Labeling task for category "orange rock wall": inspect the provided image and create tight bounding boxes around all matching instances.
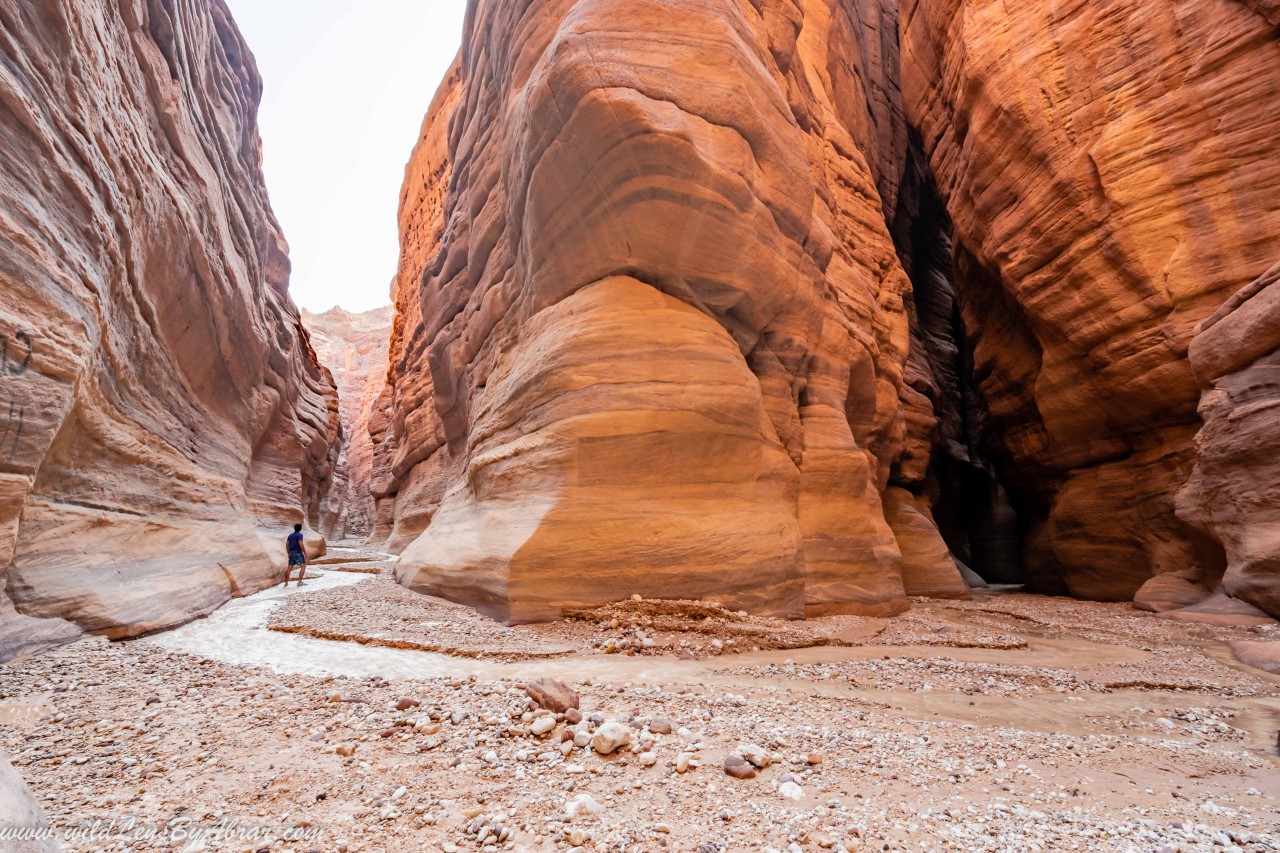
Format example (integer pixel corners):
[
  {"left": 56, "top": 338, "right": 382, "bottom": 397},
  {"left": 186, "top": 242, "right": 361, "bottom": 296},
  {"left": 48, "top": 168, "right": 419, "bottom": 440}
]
[
  {"left": 900, "top": 0, "right": 1280, "bottom": 603},
  {"left": 381, "top": 0, "right": 1280, "bottom": 621},
  {"left": 0, "top": 0, "right": 340, "bottom": 661},
  {"left": 377, "top": 0, "right": 980, "bottom": 623}
]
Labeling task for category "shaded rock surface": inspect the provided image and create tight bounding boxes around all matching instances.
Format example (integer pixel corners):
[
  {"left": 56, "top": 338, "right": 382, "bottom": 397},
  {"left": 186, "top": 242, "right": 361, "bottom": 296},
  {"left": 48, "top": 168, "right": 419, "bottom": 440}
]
[
  {"left": 378, "top": 0, "right": 977, "bottom": 622},
  {"left": 1157, "top": 589, "right": 1278, "bottom": 628},
  {"left": 302, "top": 306, "right": 394, "bottom": 540},
  {"left": 0, "top": 0, "right": 339, "bottom": 661},
  {"left": 1177, "top": 262, "right": 1280, "bottom": 618}
]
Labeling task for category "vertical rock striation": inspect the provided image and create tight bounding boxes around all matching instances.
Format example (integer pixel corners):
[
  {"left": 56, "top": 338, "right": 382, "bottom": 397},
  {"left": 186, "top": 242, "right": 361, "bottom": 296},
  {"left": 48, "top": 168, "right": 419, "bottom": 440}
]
[
  {"left": 303, "top": 305, "right": 393, "bottom": 540},
  {"left": 900, "top": 0, "right": 1280, "bottom": 604},
  {"left": 0, "top": 0, "right": 340, "bottom": 661},
  {"left": 378, "top": 0, "right": 977, "bottom": 623}
]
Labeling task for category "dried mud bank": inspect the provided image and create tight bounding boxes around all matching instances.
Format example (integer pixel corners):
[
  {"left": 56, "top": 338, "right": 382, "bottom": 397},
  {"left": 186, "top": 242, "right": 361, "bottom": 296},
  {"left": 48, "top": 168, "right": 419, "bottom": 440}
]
[{"left": 2, "top": 560, "right": 1278, "bottom": 853}]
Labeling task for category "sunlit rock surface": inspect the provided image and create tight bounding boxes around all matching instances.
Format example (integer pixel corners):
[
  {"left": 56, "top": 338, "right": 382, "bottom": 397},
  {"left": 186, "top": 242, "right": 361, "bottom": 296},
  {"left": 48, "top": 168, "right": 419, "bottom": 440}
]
[
  {"left": 377, "top": 0, "right": 986, "bottom": 623},
  {"left": 302, "top": 306, "right": 393, "bottom": 541},
  {"left": 900, "top": 0, "right": 1280, "bottom": 606},
  {"left": 0, "top": 0, "right": 339, "bottom": 660}
]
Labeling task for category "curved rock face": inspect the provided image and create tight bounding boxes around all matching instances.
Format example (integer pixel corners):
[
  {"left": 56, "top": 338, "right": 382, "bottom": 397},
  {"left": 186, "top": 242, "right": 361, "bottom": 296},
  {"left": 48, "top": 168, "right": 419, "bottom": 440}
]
[
  {"left": 378, "top": 0, "right": 978, "bottom": 623},
  {"left": 900, "top": 0, "right": 1280, "bottom": 603},
  {"left": 1177, "top": 262, "right": 1280, "bottom": 617},
  {"left": 303, "top": 306, "right": 393, "bottom": 540},
  {"left": 0, "top": 0, "right": 339, "bottom": 660}
]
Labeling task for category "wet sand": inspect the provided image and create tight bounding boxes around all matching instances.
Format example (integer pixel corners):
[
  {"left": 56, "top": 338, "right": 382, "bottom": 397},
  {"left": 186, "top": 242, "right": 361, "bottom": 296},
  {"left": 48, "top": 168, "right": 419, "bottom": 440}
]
[{"left": 2, "top": 548, "right": 1278, "bottom": 852}]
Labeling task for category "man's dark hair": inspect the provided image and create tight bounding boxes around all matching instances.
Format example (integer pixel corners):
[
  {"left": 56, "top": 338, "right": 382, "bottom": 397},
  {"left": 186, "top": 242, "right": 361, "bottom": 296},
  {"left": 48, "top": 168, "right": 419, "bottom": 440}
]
[{"left": 293, "top": 523, "right": 303, "bottom": 533}]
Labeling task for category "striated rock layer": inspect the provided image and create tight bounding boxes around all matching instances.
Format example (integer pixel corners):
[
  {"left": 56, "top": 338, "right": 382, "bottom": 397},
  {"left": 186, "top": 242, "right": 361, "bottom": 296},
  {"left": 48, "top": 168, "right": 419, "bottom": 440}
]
[
  {"left": 900, "top": 0, "right": 1280, "bottom": 606},
  {"left": 378, "top": 0, "right": 977, "bottom": 623},
  {"left": 0, "top": 0, "right": 339, "bottom": 661},
  {"left": 303, "top": 306, "right": 393, "bottom": 540}
]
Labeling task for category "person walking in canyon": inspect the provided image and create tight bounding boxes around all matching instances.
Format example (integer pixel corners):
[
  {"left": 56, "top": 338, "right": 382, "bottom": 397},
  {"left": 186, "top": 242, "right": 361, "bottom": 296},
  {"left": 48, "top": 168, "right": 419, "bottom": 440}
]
[{"left": 286, "top": 523, "right": 307, "bottom": 587}]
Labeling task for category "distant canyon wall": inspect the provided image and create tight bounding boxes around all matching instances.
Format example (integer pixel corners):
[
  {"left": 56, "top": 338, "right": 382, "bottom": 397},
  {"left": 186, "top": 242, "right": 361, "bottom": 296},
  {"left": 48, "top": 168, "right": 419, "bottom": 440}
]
[
  {"left": 0, "top": 0, "right": 340, "bottom": 661},
  {"left": 379, "top": 0, "right": 1280, "bottom": 621},
  {"left": 303, "top": 305, "right": 392, "bottom": 540}
]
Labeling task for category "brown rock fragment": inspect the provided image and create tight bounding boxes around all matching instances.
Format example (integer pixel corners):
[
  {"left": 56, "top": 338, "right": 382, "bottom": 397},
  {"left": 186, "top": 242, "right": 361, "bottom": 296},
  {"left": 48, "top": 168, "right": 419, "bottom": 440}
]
[
  {"left": 525, "top": 678, "right": 579, "bottom": 713},
  {"left": 1133, "top": 575, "right": 1212, "bottom": 614},
  {"left": 648, "top": 718, "right": 673, "bottom": 735}
]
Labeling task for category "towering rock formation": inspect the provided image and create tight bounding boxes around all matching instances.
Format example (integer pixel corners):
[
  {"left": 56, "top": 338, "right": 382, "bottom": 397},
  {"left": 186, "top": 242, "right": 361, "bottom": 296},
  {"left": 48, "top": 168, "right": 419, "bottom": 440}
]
[
  {"left": 0, "top": 0, "right": 340, "bottom": 661},
  {"left": 899, "top": 0, "right": 1280, "bottom": 605},
  {"left": 378, "top": 0, "right": 980, "bottom": 623},
  {"left": 303, "top": 305, "right": 394, "bottom": 540},
  {"left": 378, "top": 0, "right": 1280, "bottom": 622}
]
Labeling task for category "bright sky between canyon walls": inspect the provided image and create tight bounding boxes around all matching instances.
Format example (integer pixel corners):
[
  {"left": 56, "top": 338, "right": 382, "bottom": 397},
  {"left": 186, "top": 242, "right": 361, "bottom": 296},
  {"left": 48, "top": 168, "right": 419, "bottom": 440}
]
[{"left": 224, "top": 0, "right": 468, "bottom": 313}]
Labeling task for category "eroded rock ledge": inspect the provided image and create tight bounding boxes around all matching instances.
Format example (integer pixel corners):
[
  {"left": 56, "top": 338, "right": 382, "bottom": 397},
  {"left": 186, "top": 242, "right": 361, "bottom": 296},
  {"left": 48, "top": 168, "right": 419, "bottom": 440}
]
[{"left": 0, "top": 0, "right": 339, "bottom": 661}]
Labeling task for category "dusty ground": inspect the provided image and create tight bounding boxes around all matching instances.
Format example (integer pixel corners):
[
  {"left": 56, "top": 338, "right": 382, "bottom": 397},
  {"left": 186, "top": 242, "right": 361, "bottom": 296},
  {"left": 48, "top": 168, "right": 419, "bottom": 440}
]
[{"left": 2, "top": 548, "right": 1279, "bottom": 852}]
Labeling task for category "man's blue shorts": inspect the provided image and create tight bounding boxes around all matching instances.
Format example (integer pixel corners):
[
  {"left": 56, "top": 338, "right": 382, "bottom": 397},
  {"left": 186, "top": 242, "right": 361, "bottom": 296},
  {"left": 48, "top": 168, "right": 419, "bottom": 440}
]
[{"left": 288, "top": 553, "right": 306, "bottom": 566}]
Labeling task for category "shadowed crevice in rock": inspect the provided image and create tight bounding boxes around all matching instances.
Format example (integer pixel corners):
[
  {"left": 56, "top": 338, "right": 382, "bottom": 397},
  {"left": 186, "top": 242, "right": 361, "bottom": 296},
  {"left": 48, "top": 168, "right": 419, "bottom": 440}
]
[
  {"left": 303, "top": 306, "right": 394, "bottom": 541},
  {"left": 890, "top": 133, "right": 1023, "bottom": 589}
]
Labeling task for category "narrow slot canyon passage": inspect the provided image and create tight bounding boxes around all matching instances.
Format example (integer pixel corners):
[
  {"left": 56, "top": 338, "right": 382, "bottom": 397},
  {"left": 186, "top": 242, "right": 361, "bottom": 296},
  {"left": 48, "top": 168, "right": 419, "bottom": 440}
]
[{"left": 2, "top": 0, "right": 1280, "bottom": 851}]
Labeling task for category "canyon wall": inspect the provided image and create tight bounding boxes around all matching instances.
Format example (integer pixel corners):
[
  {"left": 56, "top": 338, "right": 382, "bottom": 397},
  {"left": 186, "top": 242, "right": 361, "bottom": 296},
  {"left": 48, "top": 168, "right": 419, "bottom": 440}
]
[
  {"left": 380, "top": 0, "right": 1280, "bottom": 622},
  {"left": 0, "top": 0, "right": 340, "bottom": 661},
  {"left": 303, "top": 305, "right": 393, "bottom": 540},
  {"left": 377, "top": 0, "right": 978, "bottom": 623},
  {"left": 900, "top": 0, "right": 1280, "bottom": 606}
]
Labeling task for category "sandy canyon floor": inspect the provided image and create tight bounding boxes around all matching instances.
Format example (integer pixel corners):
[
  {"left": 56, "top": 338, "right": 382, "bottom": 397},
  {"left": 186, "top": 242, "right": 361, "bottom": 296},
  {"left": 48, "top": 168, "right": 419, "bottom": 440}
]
[{"left": 2, "top": 547, "right": 1279, "bottom": 853}]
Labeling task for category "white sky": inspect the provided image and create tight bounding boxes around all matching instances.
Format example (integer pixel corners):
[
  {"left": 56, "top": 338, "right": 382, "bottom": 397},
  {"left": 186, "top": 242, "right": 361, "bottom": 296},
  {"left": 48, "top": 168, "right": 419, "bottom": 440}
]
[{"left": 223, "top": 0, "right": 468, "bottom": 313}]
